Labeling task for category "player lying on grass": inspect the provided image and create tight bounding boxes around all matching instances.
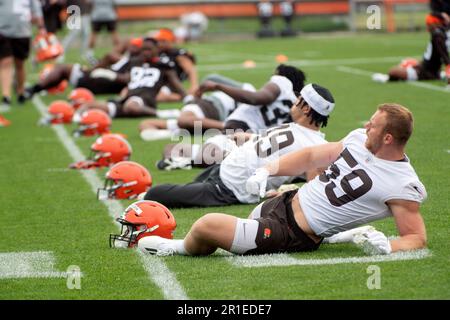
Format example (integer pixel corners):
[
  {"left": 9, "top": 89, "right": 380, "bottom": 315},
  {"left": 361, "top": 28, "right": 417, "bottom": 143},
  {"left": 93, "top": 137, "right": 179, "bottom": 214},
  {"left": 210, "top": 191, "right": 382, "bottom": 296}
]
[
  {"left": 143, "top": 83, "right": 334, "bottom": 207},
  {"left": 25, "top": 37, "right": 144, "bottom": 97},
  {"left": 138, "top": 103, "right": 427, "bottom": 256},
  {"left": 138, "top": 64, "right": 305, "bottom": 141},
  {"left": 76, "top": 37, "right": 187, "bottom": 118},
  {"left": 372, "top": 22, "right": 450, "bottom": 86}
]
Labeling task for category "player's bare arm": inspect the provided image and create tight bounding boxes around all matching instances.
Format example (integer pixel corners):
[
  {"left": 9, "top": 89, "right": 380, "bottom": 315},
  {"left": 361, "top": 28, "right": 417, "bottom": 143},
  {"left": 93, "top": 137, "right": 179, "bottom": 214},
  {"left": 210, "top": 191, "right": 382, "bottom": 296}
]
[
  {"left": 389, "top": 199, "right": 427, "bottom": 251},
  {"left": 176, "top": 55, "right": 198, "bottom": 93},
  {"left": 166, "top": 69, "right": 187, "bottom": 98},
  {"left": 196, "top": 81, "right": 280, "bottom": 106},
  {"left": 265, "top": 141, "right": 344, "bottom": 177}
]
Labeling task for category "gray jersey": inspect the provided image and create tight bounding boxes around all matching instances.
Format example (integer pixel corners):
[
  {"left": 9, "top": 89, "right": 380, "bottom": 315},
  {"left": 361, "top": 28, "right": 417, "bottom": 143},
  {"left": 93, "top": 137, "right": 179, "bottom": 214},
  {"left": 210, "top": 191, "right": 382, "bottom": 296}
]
[
  {"left": 220, "top": 123, "right": 327, "bottom": 203},
  {"left": 0, "top": 0, "right": 42, "bottom": 38},
  {"left": 299, "top": 129, "right": 427, "bottom": 237},
  {"left": 91, "top": 0, "right": 116, "bottom": 22}
]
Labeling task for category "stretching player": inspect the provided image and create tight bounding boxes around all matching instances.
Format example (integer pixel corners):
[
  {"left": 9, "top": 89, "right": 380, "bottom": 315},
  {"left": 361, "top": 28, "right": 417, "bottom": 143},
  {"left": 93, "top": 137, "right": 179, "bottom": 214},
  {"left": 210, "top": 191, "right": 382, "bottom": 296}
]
[
  {"left": 78, "top": 37, "right": 186, "bottom": 118},
  {"left": 139, "top": 103, "right": 427, "bottom": 257},
  {"left": 143, "top": 83, "right": 334, "bottom": 207}
]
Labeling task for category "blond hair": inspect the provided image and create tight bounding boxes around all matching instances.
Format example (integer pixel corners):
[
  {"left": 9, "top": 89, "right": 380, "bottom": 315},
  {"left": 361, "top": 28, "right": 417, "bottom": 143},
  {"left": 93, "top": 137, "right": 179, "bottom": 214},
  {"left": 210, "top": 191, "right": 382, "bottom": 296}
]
[{"left": 377, "top": 103, "right": 414, "bottom": 145}]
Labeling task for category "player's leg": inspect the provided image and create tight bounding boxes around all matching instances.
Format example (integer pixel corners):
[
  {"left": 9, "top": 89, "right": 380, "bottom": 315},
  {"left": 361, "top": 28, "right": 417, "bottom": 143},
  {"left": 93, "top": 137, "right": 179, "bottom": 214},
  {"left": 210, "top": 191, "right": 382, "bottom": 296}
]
[
  {"left": 139, "top": 118, "right": 168, "bottom": 131},
  {"left": 138, "top": 213, "right": 239, "bottom": 256},
  {"left": 26, "top": 64, "right": 73, "bottom": 97},
  {"left": 388, "top": 66, "right": 409, "bottom": 81},
  {"left": 13, "top": 58, "right": 26, "bottom": 99},
  {"left": 77, "top": 100, "right": 110, "bottom": 115},
  {"left": 0, "top": 56, "right": 13, "bottom": 105},
  {"left": 177, "top": 111, "right": 225, "bottom": 131},
  {"left": 121, "top": 96, "right": 156, "bottom": 117}
]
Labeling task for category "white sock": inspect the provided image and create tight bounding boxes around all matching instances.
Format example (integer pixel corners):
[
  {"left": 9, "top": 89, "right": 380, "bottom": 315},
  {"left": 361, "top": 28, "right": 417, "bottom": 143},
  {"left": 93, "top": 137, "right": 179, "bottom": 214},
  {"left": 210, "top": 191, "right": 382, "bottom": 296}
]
[
  {"left": 166, "top": 118, "right": 179, "bottom": 132},
  {"left": 174, "top": 239, "right": 190, "bottom": 255}
]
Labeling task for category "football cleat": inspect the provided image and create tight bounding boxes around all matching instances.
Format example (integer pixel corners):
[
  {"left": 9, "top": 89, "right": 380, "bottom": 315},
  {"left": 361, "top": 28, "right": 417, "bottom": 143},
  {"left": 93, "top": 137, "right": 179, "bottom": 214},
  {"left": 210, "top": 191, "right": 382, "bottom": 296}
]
[
  {"left": 137, "top": 236, "right": 177, "bottom": 256},
  {"left": 110, "top": 201, "right": 176, "bottom": 248},
  {"left": 98, "top": 161, "right": 152, "bottom": 200},
  {"left": 371, "top": 73, "right": 389, "bottom": 83},
  {"left": 68, "top": 88, "right": 94, "bottom": 110},
  {"left": 73, "top": 109, "right": 111, "bottom": 137},
  {"left": 0, "top": 115, "right": 11, "bottom": 127},
  {"left": 156, "top": 157, "right": 192, "bottom": 171}
]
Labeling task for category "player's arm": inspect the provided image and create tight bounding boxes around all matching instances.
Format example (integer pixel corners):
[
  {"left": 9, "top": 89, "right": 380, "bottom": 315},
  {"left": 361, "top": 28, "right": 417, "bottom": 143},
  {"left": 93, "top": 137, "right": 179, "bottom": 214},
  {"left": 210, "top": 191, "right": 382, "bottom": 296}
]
[
  {"left": 166, "top": 69, "right": 187, "bottom": 98},
  {"left": 388, "top": 199, "right": 427, "bottom": 252},
  {"left": 265, "top": 141, "right": 343, "bottom": 177},
  {"left": 176, "top": 55, "right": 198, "bottom": 94},
  {"left": 196, "top": 81, "right": 280, "bottom": 106},
  {"left": 31, "top": 0, "right": 47, "bottom": 34},
  {"left": 246, "top": 141, "right": 343, "bottom": 197}
]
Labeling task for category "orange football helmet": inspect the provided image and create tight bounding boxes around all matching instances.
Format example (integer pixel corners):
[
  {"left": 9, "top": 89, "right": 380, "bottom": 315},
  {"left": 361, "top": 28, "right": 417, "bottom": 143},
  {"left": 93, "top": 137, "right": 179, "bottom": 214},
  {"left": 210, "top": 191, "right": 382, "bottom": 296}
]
[
  {"left": 97, "top": 161, "right": 152, "bottom": 200},
  {"left": 68, "top": 88, "right": 94, "bottom": 109},
  {"left": 47, "top": 100, "right": 74, "bottom": 124},
  {"left": 69, "top": 134, "right": 132, "bottom": 169},
  {"left": 34, "top": 33, "right": 64, "bottom": 62},
  {"left": 110, "top": 200, "right": 176, "bottom": 248},
  {"left": 73, "top": 109, "right": 111, "bottom": 137},
  {"left": 39, "top": 64, "right": 68, "bottom": 94},
  {"left": 400, "top": 58, "right": 419, "bottom": 69}
]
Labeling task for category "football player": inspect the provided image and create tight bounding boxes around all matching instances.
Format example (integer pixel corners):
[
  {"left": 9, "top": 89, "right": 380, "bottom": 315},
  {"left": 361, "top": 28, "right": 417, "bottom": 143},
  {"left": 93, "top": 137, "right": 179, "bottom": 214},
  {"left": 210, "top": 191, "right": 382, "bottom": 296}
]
[
  {"left": 143, "top": 83, "right": 334, "bottom": 207},
  {"left": 138, "top": 75, "right": 257, "bottom": 141},
  {"left": 151, "top": 28, "right": 198, "bottom": 102},
  {"left": 25, "top": 37, "right": 144, "bottom": 97},
  {"left": 77, "top": 37, "right": 187, "bottom": 118},
  {"left": 372, "top": 7, "right": 450, "bottom": 86},
  {"left": 138, "top": 104, "right": 428, "bottom": 257}
]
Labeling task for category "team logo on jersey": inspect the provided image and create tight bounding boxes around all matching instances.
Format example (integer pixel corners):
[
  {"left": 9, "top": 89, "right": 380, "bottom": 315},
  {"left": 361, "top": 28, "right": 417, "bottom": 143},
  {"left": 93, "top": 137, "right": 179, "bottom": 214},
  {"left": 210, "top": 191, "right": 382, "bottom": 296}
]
[{"left": 263, "top": 228, "right": 271, "bottom": 239}]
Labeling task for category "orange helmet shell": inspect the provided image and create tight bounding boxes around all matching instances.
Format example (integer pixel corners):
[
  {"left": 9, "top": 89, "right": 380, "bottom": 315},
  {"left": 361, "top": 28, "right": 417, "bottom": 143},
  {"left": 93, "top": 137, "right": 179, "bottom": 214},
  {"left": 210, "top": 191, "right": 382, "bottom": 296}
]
[
  {"left": 400, "top": 58, "right": 419, "bottom": 69},
  {"left": 102, "top": 161, "right": 152, "bottom": 200},
  {"left": 90, "top": 134, "right": 132, "bottom": 167},
  {"left": 34, "top": 33, "right": 64, "bottom": 62},
  {"left": 76, "top": 109, "right": 111, "bottom": 136},
  {"left": 48, "top": 100, "right": 74, "bottom": 124},
  {"left": 110, "top": 200, "right": 176, "bottom": 248},
  {"left": 68, "top": 88, "right": 95, "bottom": 109}
]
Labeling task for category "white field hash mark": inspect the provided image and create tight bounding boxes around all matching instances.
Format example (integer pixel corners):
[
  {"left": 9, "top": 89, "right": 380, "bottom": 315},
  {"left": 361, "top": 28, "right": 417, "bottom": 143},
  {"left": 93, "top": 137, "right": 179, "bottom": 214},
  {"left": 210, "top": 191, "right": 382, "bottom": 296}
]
[
  {"left": 227, "top": 249, "right": 431, "bottom": 268},
  {"left": 0, "top": 251, "right": 78, "bottom": 279},
  {"left": 32, "top": 96, "right": 188, "bottom": 300}
]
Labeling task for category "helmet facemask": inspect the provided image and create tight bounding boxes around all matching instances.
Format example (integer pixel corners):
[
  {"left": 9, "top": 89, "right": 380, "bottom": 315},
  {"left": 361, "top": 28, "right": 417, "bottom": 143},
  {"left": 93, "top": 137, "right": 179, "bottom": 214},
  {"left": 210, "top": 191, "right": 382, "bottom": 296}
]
[
  {"left": 73, "top": 123, "right": 98, "bottom": 137},
  {"left": 97, "top": 178, "right": 138, "bottom": 200},
  {"left": 109, "top": 218, "right": 159, "bottom": 248}
]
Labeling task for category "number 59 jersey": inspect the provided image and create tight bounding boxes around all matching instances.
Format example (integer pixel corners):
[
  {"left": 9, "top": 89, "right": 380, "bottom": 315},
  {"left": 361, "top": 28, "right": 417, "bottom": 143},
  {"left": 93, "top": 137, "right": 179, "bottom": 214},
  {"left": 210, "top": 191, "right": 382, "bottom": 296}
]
[
  {"left": 299, "top": 129, "right": 427, "bottom": 237},
  {"left": 220, "top": 123, "right": 327, "bottom": 203}
]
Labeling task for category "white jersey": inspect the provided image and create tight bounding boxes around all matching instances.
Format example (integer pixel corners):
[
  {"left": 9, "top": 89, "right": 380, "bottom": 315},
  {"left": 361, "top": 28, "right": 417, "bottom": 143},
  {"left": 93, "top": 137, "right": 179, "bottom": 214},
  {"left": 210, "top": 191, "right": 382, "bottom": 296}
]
[
  {"left": 225, "top": 75, "right": 296, "bottom": 133},
  {"left": 220, "top": 123, "right": 327, "bottom": 203},
  {"left": 299, "top": 129, "right": 427, "bottom": 237}
]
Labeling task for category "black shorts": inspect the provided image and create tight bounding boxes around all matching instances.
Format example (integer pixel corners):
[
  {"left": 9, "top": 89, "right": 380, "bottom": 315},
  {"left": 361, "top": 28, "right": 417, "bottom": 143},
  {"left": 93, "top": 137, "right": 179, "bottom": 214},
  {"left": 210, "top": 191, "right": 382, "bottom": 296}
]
[
  {"left": 77, "top": 74, "right": 125, "bottom": 94},
  {"left": 414, "top": 64, "right": 440, "bottom": 80},
  {"left": 246, "top": 190, "right": 322, "bottom": 255},
  {"left": 224, "top": 120, "right": 251, "bottom": 132},
  {"left": 197, "top": 99, "right": 220, "bottom": 121},
  {"left": 92, "top": 20, "right": 117, "bottom": 32},
  {"left": 0, "top": 35, "right": 30, "bottom": 60}
]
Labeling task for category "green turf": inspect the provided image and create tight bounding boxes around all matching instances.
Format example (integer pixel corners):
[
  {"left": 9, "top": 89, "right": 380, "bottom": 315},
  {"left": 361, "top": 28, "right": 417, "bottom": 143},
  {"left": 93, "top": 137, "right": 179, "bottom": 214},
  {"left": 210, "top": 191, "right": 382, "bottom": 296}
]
[{"left": 0, "top": 31, "right": 449, "bottom": 299}]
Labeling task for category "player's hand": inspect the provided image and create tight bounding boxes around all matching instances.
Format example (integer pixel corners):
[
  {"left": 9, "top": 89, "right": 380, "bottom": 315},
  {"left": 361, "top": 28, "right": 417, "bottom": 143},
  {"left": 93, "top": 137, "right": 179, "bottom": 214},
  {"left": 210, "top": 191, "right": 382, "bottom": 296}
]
[
  {"left": 195, "top": 80, "right": 218, "bottom": 97},
  {"left": 353, "top": 230, "right": 392, "bottom": 255},
  {"left": 246, "top": 167, "right": 270, "bottom": 198},
  {"left": 90, "top": 68, "right": 117, "bottom": 81}
]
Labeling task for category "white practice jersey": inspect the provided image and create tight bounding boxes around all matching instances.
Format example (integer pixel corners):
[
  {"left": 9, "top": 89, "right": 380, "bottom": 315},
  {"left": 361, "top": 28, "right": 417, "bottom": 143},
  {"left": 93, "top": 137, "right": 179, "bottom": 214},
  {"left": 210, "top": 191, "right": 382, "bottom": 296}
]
[
  {"left": 225, "top": 75, "right": 296, "bottom": 133},
  {"left": 220, "top": 123, "right": 327, "bottom": 203},
  {"left": 299, "top": 129, "right": 427, "bottom": 237}
]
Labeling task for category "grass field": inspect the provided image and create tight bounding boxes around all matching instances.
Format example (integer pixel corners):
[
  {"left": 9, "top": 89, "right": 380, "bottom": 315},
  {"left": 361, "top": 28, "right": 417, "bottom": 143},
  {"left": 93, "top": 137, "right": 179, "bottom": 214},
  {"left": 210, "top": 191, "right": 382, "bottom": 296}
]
[{"left": 1, "top": 31, "right": 449, "bottom": 300}]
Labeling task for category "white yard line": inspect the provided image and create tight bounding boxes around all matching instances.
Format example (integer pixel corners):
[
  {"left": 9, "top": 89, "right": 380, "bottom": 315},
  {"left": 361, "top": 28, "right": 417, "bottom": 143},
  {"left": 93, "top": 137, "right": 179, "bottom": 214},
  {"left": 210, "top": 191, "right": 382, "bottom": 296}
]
[
  {"left": 32, "top": 96, "right": 188, "bottom": 300},
  {"left": 337, "top": 66, "right": 450, "bottom": 93},
  {"left": 0, "top": 251, "right": 72, "bottom": 279},
  {"left": 227, "top": 249, "right": 432, "bottom": 268}
]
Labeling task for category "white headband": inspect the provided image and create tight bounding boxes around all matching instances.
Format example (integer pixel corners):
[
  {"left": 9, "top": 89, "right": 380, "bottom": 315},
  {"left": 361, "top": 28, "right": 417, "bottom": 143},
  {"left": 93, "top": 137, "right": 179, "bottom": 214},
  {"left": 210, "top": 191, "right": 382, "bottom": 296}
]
[{"left": 300, "top": 84, "right": 335, "bottom": 116}]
